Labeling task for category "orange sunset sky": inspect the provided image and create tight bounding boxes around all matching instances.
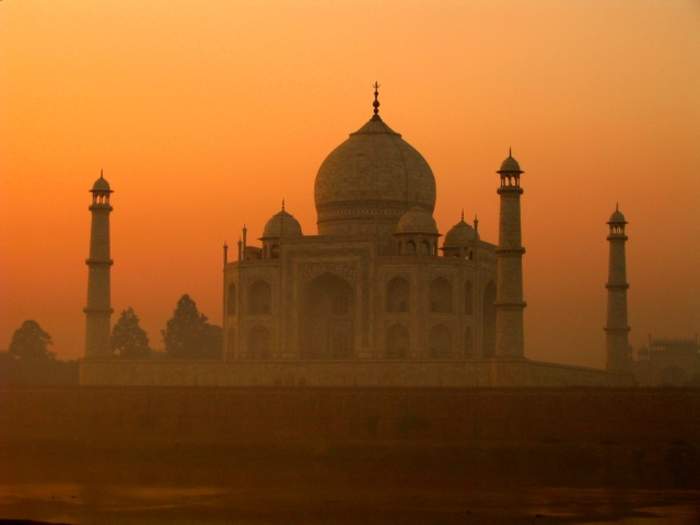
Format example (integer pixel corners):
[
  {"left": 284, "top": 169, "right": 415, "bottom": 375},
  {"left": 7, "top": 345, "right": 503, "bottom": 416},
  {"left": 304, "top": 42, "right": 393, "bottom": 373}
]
[{"left": 1, "top": 1, "right": 698, "bottom": 367}]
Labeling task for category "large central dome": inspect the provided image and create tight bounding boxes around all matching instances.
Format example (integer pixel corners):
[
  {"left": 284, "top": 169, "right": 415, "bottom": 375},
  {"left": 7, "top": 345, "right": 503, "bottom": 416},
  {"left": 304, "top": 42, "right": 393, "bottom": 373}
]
[{"left": 314, "top": 111, "right": 436, "bottom": 240}]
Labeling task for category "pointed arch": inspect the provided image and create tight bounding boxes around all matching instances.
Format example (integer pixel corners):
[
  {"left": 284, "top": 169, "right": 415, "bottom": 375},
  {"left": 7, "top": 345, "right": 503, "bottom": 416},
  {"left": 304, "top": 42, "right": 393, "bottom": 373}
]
[{"left": 301, "top": 273, "right": 354, "bottom": 359}]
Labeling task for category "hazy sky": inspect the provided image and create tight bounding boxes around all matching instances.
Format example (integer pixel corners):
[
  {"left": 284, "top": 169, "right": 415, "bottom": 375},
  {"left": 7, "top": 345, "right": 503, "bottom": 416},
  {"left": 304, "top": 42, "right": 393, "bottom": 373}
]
[{"left": 1, "top": 1, "right": 698, "bottom": 367}]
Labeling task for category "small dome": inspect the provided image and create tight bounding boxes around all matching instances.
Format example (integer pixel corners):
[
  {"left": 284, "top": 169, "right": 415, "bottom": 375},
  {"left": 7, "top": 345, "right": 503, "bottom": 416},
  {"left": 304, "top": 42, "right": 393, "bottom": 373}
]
[
  {"left": 396, "top": 206, "right": 438, "bottom": 235},
  {"left": 444, "top": 219, "right": 478, "bottom": 247},
  {"left": 498, "top": 152, "right": 523, "bottom": 174},
  {"left": 608, "top": 207, "right": 627, "bottom": 224},
  {"left": 262, "top": 209, "right": 303, "bottom": 239},
  {"left": 91, "top": 174, "right": 111, "bottom": 192}
]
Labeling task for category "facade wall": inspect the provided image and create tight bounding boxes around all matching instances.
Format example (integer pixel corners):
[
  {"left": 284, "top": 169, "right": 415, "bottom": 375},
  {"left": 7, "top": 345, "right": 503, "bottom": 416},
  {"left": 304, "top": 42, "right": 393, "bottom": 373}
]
[
  {"left": 79, "top": 359, "right": 632, "bottom": 387},
  {"left": 224, "top": 236, "right": 498, "bottom": 365}
]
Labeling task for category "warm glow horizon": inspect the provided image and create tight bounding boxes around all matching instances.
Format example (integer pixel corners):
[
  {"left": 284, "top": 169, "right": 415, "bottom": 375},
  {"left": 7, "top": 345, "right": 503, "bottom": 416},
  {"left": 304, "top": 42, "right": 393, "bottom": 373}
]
[{"left": 1, "top": 1, "right": 699, "bottom": 367}]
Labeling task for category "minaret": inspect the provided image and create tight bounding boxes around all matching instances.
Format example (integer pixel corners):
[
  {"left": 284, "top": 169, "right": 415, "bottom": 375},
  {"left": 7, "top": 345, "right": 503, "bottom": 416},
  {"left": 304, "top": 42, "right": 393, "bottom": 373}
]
[
  {"left": 84, "top": 171, "right": 114, "bottom": 358},
  {"left": 605, "top": 204, "right": 631, "bottom": 371},
  {"left": 494, "top": 149, "right": 526, "bottom": 358}
]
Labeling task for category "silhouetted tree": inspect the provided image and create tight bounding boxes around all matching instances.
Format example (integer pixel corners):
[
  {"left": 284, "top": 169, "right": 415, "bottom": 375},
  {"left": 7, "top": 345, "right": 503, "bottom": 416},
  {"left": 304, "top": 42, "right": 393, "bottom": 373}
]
[
  {"left": 8, "top": 320, "right": 54, "bottom": 360},
  {"left": 162, "top": 294, "right": 222, "bottom": 358},
  {"left": 111, "top": 307, "right": 151, "bottom": 358}
]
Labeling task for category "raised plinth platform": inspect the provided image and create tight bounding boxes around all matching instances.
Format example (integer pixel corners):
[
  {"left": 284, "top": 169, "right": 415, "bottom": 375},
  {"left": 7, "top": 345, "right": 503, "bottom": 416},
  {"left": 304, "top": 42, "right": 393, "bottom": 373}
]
[
  {"left": 79, "top": 358, "right": 633, "bottom": 387},
  {"left": 2, "top": 386, "right": 698, "bottom": 489}
]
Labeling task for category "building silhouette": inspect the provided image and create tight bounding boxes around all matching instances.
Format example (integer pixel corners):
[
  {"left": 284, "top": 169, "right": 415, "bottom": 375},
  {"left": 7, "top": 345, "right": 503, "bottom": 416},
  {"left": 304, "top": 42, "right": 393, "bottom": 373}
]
[
  {"left": 225, "top": 92, "right": 502, "bottom": 361},
  {"left": 80, "top": 89, "right": 634, "bottom": 387}
]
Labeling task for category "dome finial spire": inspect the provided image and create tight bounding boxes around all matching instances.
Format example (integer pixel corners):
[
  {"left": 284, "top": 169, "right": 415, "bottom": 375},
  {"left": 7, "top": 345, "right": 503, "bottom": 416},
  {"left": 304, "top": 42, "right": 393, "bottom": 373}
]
[
  {"left": 372, "top": 81, "right": 380, "bottom": 117},
  {"left": 282, "top": 198, "right": 286, "bottom": 212},
  {"left": 460, "top": 208, "right": 465, "bottom": 221}
]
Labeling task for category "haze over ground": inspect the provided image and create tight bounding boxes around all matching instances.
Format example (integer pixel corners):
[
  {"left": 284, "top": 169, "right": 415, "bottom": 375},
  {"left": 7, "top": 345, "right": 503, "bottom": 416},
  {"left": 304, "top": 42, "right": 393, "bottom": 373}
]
[{"left": 1, "top": 1, "right": 698, "bottom": 367}]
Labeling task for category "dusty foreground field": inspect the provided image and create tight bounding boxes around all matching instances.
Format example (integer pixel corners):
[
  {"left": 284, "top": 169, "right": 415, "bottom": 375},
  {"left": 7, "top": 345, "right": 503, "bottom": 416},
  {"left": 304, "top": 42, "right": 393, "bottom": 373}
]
[
  {"left": 1, "top": 444, "right": 700, "bottom": 525},
  {"left": 1, "top": 386, "right": 699, "bottom": 523}
]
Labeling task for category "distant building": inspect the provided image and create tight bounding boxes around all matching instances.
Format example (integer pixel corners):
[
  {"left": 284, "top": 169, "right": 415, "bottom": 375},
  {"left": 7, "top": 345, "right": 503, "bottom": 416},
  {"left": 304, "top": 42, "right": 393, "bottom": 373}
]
[{"left": 634, "top": 337, "right": 700, "bottom": 386}]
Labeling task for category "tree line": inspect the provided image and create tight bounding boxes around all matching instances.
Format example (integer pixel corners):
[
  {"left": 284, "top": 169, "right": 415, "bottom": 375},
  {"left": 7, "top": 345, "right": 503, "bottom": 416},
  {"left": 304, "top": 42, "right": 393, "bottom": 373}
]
[{"left": 5, "top": 294, "right": 222, "bottom": 361}]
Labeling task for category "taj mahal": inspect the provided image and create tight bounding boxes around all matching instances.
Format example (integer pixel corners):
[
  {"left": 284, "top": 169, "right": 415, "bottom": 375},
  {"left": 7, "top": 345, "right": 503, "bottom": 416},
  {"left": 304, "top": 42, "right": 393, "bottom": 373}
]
[{"left": 80, "top": 87, "right": 634, "bottom": 387}]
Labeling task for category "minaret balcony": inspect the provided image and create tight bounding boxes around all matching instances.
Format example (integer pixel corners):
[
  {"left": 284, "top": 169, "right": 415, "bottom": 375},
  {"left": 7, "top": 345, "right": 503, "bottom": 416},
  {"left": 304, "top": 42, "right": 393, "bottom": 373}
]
[
  {"left": 497, "top": 186, "right": 523, "bottom": 196},
  {"left": 85, "top": 258, "right": 114, "bottom": 266},
  {"left": 605, "top": 283, "right": 629, "bottom": 290}
]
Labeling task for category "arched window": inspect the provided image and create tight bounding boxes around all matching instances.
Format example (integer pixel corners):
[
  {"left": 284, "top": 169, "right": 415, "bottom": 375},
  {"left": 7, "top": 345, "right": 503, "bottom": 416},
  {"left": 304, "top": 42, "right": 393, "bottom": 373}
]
[
  {"left": 464, "top": 281, "right": 473, "bottom": 315},
  {"left": 301, "top": 273, "right": 354, "bottom": 359},
  {"left": 386, "top": 324, "right": 409, "bottom": 359},
  {"left": 429, "top": 324, "right": 451, "bottom": 359},
  {"left": 406, "top": 240, "right": 417, "bottom": 255},
  {"left": 249, "top": 281, "right": 271, "bottom": 314},
  {"left": 247, "top": 326, "right": 270, "bottom": 359},
  {"left": 429, "top": 277, "right": 453, "bottom": 313},
  {"left": 482, "top": 281, "right": 496, "bottom": 357},
  {"left": 386, "top": 277, "right": 410, "bottom": 313},
  {"left": 464, "top": 326, "right": 473, "bottom": 357},
  {"left": 227, "top": 283, "right": 237, "bottom": 316}
]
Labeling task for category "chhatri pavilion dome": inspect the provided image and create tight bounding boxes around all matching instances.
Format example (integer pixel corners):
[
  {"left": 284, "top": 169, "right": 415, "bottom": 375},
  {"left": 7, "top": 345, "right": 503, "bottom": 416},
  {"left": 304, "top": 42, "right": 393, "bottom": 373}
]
[
  {"left": 314, "top": 85, "right": 436, "bottom": 241},
  {"left": 261, "top": 206, "right": 303, "bottom": 240},
  {"left": 444, "top": 215, "right": 479, "bottom": 247},
  {"left": 91, "top": 171, "right": 111, "bottom": 192}
]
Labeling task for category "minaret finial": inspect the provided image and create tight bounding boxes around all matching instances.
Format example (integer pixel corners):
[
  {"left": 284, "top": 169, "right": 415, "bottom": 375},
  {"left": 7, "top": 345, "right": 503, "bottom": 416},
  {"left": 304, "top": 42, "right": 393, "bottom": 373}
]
[
  {"left": 282, "top": 198, "right": 285, "bottom": 212},
  {"left": 474, "top": 214, "right": 479, "bottom": 233},
  {"left": 508, "top": 146, "right": 512, "bottom": 157},
  {"left": 461, "top": 208, "right": 465, "bottom": 221},
  {"left": 372, "top": 81, "right": 380, "bottom": 117},
  {"left": 616, "top": 201, "right": 619, "bottom": 212},
  {"left": 100, "top": 168, "right": 104, "bottom": 179}
]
